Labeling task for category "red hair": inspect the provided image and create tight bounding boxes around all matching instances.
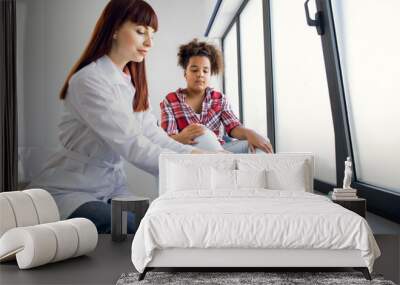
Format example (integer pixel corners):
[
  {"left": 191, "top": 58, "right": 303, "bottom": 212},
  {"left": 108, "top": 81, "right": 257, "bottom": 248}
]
[{"left": 59, "top": 0, "right": 158, "bottom": 112}]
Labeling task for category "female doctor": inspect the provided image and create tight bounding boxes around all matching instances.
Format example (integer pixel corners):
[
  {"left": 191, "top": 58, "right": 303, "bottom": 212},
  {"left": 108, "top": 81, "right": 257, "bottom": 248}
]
[{"left": 30, "top": 0, "right": 204, "bottom": 233}]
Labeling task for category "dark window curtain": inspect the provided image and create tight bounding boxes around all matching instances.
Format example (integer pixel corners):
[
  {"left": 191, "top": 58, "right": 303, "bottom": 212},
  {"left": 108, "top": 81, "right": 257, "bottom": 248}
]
[{"left": 0, "top": 0, "right": 18, "bottom": 192}]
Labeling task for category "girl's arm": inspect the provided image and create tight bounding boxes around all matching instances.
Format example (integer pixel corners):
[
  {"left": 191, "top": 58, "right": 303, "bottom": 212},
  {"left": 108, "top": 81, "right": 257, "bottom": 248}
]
[
  {"left": 159, "top": 98, "right": 203, "bottom": 145},
  {"left": 220, "top": 94, "right": 273, "bottom": 153},
  {"left": 230, "top": 126, "right": 273, "bottom": 153}
]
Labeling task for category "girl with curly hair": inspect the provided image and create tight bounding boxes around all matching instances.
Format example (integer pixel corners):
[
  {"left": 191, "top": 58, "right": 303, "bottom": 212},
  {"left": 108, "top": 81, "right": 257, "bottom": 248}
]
[{"left": 160, "top": 39, "right": 273, "bottom": 153}]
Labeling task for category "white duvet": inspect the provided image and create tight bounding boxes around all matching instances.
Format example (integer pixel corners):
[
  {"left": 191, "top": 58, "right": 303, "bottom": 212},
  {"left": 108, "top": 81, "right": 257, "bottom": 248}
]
[{"left": 131, "top": 190, "right": 380, "bottom": 273}]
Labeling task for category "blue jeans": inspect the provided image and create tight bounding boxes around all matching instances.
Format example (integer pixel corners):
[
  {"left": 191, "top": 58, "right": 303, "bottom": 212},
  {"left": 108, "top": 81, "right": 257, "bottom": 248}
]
[
  {"left": 68, "top": 200, "right": 136, "bottom": 234},
  {"left": 223, "top": 139, "right": 251, "bottom": 153}
]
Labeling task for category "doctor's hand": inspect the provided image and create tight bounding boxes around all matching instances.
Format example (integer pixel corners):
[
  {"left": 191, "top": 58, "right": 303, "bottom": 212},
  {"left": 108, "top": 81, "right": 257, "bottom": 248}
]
[
  {"left": 173, "top": 124, "right": 204, "bottom": 145},
  {"left": 245, "top": 130, "right": 274, "bottom": 153}
]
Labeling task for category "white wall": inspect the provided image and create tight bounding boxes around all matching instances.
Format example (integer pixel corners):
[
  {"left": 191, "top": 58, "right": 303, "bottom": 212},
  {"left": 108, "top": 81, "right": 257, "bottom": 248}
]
[
  {"left": 17, "top": 0, "right": 109, "bottom": 183},
  {"left": 17, "top": 0, "right": 219, "bottom": 200}
]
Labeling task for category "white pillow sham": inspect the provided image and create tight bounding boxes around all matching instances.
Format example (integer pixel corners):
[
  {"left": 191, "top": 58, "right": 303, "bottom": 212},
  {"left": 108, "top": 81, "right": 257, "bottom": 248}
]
[
  {"left": 211, "top": 169, "right": 236, "bottom": 190},
  {"left": 167, "top": 163, "right": 211, "bottom": 191},
  {"left": 237, "top": 169, "right": 267, "bottom": 189},
  {"left": 166, "top": 159, "right": 236, "bottom": 192},
  {"left": 211, "top": 168, "right": 267, "bottom": 191},
  {"left": 237, "top": 159, "right": 308, "bottom": 191},
  {"left": 266, "top": 162, "right": 307, "bottom": 191}
]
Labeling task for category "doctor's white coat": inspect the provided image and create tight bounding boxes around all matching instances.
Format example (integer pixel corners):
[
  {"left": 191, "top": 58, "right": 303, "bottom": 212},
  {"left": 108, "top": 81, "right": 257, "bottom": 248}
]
[{"left": 30, "top": 55, "right": 193, "bottom": 219}]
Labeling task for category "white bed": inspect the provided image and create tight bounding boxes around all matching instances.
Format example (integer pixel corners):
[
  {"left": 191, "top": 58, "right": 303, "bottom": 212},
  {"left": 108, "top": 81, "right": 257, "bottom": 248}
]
[{"left": 131, "top": 153, "right": 380, "bottom": 280}]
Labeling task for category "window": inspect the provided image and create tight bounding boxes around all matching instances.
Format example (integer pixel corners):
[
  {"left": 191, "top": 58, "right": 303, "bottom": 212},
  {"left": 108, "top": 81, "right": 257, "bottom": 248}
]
[
  {"left": 270, "top": 0, "right": 336, "bottom": 184},
  {"left": 332, "top": 0, "right": 400, "bottom": 192},
  {"left": 239, "top": 0, "right": 268, "bottom": 137},
  {"left": 223, "top": 23, "right": 240, "bottom": 117}
]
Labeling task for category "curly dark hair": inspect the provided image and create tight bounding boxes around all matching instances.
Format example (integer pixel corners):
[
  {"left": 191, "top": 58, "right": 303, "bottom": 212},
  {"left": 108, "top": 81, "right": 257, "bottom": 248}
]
[{"left": 177, "top": 39, "right": 223, "bottom": 75}]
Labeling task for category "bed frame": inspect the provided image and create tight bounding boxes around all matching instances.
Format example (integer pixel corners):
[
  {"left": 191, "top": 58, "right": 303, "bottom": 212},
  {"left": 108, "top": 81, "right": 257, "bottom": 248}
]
[{"left": 139, "top": 248, "right": 371, "bottom": 280}]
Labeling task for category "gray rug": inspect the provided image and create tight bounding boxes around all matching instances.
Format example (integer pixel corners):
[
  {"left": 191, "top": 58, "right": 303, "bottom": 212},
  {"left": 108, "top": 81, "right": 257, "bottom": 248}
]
[{"left": 116, "top": 271, "right": 396, "bottom": 285}]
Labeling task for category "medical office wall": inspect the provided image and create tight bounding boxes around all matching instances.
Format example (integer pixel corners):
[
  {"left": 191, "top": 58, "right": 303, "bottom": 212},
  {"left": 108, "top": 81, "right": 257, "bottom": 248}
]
[{"left": 16, "top": 0, "right": 219, "bottom": 200}]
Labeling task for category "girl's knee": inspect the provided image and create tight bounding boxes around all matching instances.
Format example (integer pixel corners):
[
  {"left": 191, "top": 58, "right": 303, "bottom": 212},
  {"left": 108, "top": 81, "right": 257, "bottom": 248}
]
[{"left": 194, "top": 127, "right": 223, "bottom": 151}]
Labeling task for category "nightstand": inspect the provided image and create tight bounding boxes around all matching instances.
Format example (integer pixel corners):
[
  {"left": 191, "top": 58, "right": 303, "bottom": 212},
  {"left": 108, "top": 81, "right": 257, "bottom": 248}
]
[
  {"left": 331, "top": 197, "right": 366, "bottom": 218},
  {"left": 111, "top": 196, "right": 150, "bottom": 241}
]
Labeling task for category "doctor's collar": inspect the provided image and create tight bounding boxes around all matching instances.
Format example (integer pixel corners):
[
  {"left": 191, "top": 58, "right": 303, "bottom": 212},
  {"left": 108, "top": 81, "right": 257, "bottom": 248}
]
[{"left": 96, "top": 55, "right": 133, "bottom": 87}]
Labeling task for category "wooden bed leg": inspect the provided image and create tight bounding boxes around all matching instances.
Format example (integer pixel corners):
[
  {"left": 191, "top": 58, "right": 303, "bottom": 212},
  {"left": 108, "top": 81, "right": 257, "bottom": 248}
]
[
  {"left": 138, "top": 268, "right": 148, "bottom": 281},
  {"left": 354, "top": 267, "right": 371, "bottom": 280}
]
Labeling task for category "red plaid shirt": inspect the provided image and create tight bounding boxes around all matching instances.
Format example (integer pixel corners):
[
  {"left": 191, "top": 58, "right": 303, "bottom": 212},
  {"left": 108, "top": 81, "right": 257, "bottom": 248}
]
[{"left": 160, "top": 88, "right": 241, "bottom": 145}]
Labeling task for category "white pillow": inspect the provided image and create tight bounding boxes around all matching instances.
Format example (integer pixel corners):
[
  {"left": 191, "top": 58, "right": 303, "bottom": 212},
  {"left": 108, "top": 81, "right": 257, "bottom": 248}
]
[
  {"left": 211, "top": 168, "right": 236, "bottom": 190},
  {"left": 211, "top": 169, "right": 268, "bottom": 190},
  {"left": 237, "top": 169, "right": 267, "bottom": 189},
  {"left": 266, "top": 162, "right": 307, "bottom": 191},
  {"left": 167, "top": 163, "right": 212, "bottom": 191}
]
